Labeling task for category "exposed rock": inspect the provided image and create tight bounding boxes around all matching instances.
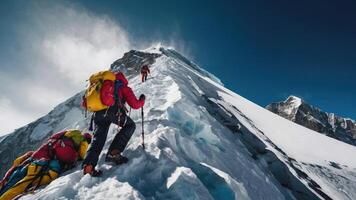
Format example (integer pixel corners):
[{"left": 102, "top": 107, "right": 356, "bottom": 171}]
[
  {"left": 267, "top": 96, "right": 356, "bottom": 146},
  {"left": 110, "top": 49, "right": 161, "bottom": 75}
]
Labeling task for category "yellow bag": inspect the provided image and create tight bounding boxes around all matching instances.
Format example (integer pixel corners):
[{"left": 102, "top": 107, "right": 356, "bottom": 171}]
[
  {"left": 78, "top": 141, "right": 89, "bottom": 160},
  {"left": 84, "top": 70, "right": 116, "bottom": 112},
  {"left": 64, "top": 130, "right": 84, "bottom": 146}
]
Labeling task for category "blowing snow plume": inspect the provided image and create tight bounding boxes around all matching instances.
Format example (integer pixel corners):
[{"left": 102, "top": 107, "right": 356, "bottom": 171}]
[
  {"left": 1, "top": 46, "right": 356, "bottom": 200},
  {"left": 0, "top": 1, "right": 131, "bottom": 135}
]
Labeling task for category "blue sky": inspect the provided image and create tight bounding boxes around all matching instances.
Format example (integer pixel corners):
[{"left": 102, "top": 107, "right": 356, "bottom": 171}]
[
  {"left": 0, "top": 0, "right": 355, "bottom": 134},
  {"left": 81, "top": 0, "right": 356, "bottom": 117}
]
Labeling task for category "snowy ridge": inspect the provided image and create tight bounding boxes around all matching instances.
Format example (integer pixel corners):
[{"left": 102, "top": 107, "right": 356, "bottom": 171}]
[
  {"left": 159, "top": 47, "right": 223, "bottom": 86},
  {"left": 20, "top": 51, "right": 285, "bottom": 200},
  {"left": 1, "top": 47, "right": 355, "bottom": 199}
]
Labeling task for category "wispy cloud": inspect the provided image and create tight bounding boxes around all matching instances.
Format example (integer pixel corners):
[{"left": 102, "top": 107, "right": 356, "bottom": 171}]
[
  {"left": 0, "top": 97, "right": 35, "bottom": 135},
  {"left": 0, "top": 1, "right": 132, "bottom": 135},
  {"left": 138, "top": 22, "right": 194, "bottom": 61}
]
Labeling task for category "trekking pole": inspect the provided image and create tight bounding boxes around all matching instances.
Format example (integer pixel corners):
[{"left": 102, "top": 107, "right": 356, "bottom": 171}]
[{"left": 141, "top": 107, "right": 145, "bottom": 150}]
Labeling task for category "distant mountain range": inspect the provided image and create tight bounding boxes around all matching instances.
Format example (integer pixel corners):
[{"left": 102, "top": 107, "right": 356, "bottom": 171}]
[{"left": 267, "top": 96, "right": 356, "bottom": 146}]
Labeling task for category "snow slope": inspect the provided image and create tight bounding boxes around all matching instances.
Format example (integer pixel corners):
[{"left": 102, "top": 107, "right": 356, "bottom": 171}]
[
  {"left": 2, "top": 46, "right": 355, "bottom": 200},
  {"left": 216, "top": 91, "right": 356, "bottom": 200}
]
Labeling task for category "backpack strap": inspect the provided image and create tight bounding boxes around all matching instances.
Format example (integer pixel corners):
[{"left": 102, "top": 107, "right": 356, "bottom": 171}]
[
  {"left": 47, "top": 136, "right": 63, "bottom": 160},
  {"left": 24, "top": 161, "right": 52, "bottom": 193},
  {"left": 114, "top": 80, "right": 124, "bottom": 108},
  {"left": 89, "top": 114, "right": 95, "bottom": 131},
  {"left": 9, "top": 161, "right": 50, "bottom": 194},
  {"left": 114, "top": 80, "right": 127, "bottom": 127},
  {"left": 82, "top": 95, "right": 87, "bottom": 118}
]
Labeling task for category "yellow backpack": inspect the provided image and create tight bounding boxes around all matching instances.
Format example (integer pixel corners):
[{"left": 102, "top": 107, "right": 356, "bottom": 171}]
[
  {"left": 64, "top": 130, "right": 84, "bottom": 146},
  {"left": 84, "top": 70, "right": 116, "bottom": 112},
  {"left": 64, "top": 130, "right": 89, "bottom": 159}
]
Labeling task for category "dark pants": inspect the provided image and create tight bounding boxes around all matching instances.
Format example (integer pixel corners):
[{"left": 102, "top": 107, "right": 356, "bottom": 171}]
[
  {"left": 83, "top": 109, "right": 136, "bottom": 167},
  {"left": 141, "top": 73, "right": 148, "bottom": 82}
]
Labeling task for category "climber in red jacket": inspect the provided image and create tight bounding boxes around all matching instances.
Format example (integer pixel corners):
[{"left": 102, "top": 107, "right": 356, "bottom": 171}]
[
  {"left": 141, "top": 65, "right": 150, "bottom": 82},
  {"left": 83, "top": 72, "right": 145, "bottom": 177}
]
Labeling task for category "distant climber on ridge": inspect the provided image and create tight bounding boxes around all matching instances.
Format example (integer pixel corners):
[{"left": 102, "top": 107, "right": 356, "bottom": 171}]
[
  {"left": 82, "top": 71, "right": 145, "bottom": 177},
  {"left": 0, "top": 130, "right": 92, "bottom": 200},
  {"left": 141, "top": 65, "right": 150, "bottom": 82}
]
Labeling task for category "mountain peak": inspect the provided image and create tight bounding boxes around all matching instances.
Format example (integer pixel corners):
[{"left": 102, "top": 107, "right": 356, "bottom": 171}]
[
  {"left": 267, "top": 95, "right": 356, "bottom": 146},
  {"left": 286, "top": 95, "right": 302, "bottom": 102},
  {"left": 142, "top": 42, "right": 167, "bottom": 54},
  {"left": 285, "top": 95, "right": 303, "bottom": 108}
]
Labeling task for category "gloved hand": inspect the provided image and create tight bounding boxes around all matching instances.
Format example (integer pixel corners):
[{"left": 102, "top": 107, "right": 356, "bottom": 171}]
[{"left": 139, "top": 94, "right": 146, "bottom": 101}]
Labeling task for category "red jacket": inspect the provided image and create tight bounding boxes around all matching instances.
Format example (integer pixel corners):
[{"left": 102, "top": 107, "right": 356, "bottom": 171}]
[
  {"left": 32, "top": 131, "right": 78, "bottom": 163},
  {"left": 141, "top": 65, "right": 150, "bottom": 74},
  {"left": 101, "top": 72, "right": 145, "bottom": 109}
]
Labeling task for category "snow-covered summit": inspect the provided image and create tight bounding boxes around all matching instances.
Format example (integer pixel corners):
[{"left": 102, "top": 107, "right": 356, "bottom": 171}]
[
  {"left": 286, "top": 95, "right": 303, "bottom": 106},
  {"left": 1, "top": 48, "right": 356, "bottom": 200},
  {"left": 266, "top": 95, "right": 303, "bottom": 119},
  {"left": 142, "top": 43, "right": 165, "bottom": 54}
]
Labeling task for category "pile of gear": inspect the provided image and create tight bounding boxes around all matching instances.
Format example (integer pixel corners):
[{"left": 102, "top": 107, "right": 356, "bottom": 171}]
[{"left": 0, "top": 64, "right": 151, "bottom": 199}]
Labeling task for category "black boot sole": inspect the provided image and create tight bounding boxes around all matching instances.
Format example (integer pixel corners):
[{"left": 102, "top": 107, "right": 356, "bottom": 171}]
[{"left": 105, "top": 157, "right": 129, "bottom": 165}]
